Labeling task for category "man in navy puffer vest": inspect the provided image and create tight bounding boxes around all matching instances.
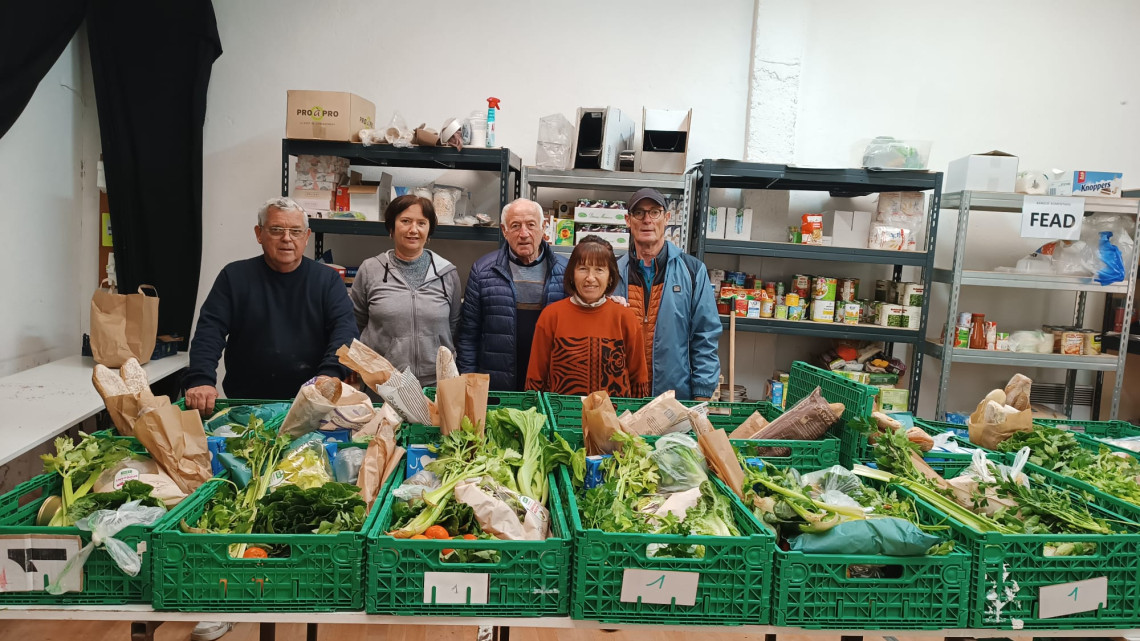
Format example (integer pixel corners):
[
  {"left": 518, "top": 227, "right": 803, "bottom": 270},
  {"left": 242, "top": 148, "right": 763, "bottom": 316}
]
[{"left": 457, "top": 198, "right": 568, "bottom": 390}]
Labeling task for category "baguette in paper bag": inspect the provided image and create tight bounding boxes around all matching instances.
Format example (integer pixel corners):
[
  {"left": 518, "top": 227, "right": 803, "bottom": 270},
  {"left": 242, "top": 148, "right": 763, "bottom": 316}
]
[
  {"left": 437, "top": 373, "right": 490, "bottom": 436},
  {"left": 279, "top": 375, "right": 374, "bottom": 438},
  {"left": 692, "top": 413, "right": 744, "bottom": 499},
  {"left": 582, "top": 390, "right": 626, "bottom": 455}
]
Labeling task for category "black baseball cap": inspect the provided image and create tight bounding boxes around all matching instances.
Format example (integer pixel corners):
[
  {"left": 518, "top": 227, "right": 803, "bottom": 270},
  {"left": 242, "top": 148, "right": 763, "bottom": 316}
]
[{"left": 628, "top": 188, "right": 667, "bottom": 211}]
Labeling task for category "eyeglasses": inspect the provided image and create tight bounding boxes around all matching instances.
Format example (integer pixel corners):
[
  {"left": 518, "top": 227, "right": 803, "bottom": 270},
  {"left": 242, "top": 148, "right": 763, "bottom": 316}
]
[
  {"left": 265, "top": 226, "right": 308, "bottom": 239},
  {"left": 629, "top": 208, "right": 666, "bottom": 220}
]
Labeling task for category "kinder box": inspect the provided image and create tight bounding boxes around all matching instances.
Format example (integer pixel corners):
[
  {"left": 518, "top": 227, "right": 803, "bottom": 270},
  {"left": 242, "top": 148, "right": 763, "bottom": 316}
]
[{"left": 286, "top": 90, "right": 376, "bottom": 142}]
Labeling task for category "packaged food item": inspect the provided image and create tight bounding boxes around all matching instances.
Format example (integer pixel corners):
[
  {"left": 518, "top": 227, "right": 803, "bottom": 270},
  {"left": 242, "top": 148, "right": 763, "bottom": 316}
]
[
  {"left": 759, "top": 299, "right": 774, "bottom": 318},
  {"left": 810, "top": 299, "right": 835, "bottom": 323},
  {"left": 1061, "top": 330, "right": 1083, "bottom": 355},
  {"left": 801, "top": 214, "right": 824, "bottom": 245},
  {"left": 1084, "top": 330, "right": 1102, "bottom": 355},
  {"left": 898, "top": 283, "right": 924, "bottom": 306},
  {"left": 787, "top": 305, "right": 804, "bottom": 321},
  {"left": 812, "top": 276, "right": 837, "bottom": 302},
  {"left": 995, "top": 332, "right": 1011, "bottom": 351},
  {"left": 735, "top": 297, "right": 749, "bottom": 317},
  {"left": 1044, "top": 325, "right": 1064, "bottom": 353},
  {"left": 747, "top": 299, "right": 763, "bottom": 319},
  {"left": 874, "top": 280, "right": 890, "bottom": 302},
  {"left": 787, "top": 226, "right": 802, "bottom": 243},
  {"left": 838, "top": 278, "right": 858, "bottom": 302},
  {"left": 955, "top": 326, "right": 971, "bottom": 348},
  {"left": 879, "top": 388, "right": 910, "bottom": 412},
  {"left": 785, "top": 293, "right": 801, "bottom": 307},
  {"left": 774, "top": 304, "right": 788, "bottom": 320},
  {"left": 969, "top": 314, "right": 987, "bottom": 349},
  {"left": 879, "top": 305, "right": 908, "bottom": 328},
  {"left": 985, "top": 321, "right": 998, "bottom": 350},
  {"left": 868, "top": 223, "right": 906, "bottom": 250},
  {"left": 842, "top": 303, "right": 862, "bottom": 325}
]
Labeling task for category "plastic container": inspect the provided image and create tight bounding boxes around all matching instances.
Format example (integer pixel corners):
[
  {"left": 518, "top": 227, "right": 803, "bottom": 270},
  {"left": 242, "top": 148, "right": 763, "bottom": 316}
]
[
  {"left": 559, "top": 466, "right": 774, "bottom": 625},
  {"left": 917, "top": 453, "right": 1140, "bottom": 629},
  {"left": 465, "top": 111, "right": 487, "bottom": 148},
  {"left": 0, "top": 473, "right": 168, "bottom": 605},
  {"left": 862, "top": 137, "right": 933, "bottom": 170},
  {"left": 771, "top": 467, "right": 971, "bottom": 629},
  {"left": 366, "top": 466, "right": 571, "bottom": 616},
  {"left": 432, "top": 185, "right": 462, "bottom": 226},
  {"left": 784, "top": 361, "right": 879, "bottom": 466}
]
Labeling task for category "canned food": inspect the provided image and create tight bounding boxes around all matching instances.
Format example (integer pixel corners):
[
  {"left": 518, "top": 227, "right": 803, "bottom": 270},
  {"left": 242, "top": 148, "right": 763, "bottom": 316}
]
[
  {"left": 958, "top": 312, "right": 972, "bottom": 328},
  {"left": 785, "top": 293, "right": 801, "bottom": 307},
  {"left": 842, "top": 303, "right": 861, "bottom": 325},
  {"left": 811, "top": 299, "right": 835, "bottom": 323},
  {"left": 875, "top": 280, "right": 890, "bottom": 302},
  {"left": 759, "top": 299, "right": 775, "bottom": 318},
  {"left": 812, "top": 276, "right": 837, "bottom": 302},
  {"left": 838, "top": 278, "right": 858, "bottom": 302},
  {"left": 1084, "top": 330, "right": 1102, "bottom": 355},
  {"left": 793, "top": 274, "right": 811, "bottom": 297},
  {"left": 1061, "top": 330, "right": 1083, "bottom": 355}
]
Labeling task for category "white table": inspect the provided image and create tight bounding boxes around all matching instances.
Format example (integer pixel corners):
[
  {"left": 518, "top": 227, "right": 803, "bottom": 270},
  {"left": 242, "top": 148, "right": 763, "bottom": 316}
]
[
  {"left": 0, "top": 354, "right": 189, "bottom": 466},
  {"left": 0, "top": 605, "right": 1132, "bottom": 641}
]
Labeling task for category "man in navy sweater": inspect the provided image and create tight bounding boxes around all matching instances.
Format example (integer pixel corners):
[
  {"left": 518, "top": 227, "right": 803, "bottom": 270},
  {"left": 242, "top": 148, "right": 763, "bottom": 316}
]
[{"left": 184, "top": 197, "right": 358, "bottom": 414}]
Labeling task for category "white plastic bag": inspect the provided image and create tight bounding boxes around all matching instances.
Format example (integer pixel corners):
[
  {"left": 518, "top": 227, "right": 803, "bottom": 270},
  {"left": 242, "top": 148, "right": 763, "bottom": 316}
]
[
  {"left": 46, "top": 500, "right": 167, "bottom": 593},
  {"left": 535, "top": 114, "right": 575, "bottom": 169}
]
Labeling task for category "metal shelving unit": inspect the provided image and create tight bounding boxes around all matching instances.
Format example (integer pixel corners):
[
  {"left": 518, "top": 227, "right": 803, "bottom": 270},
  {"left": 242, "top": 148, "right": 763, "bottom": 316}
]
[
  {"left": 281, "top": 139, "right": 522, "bottom": 255},
  {"left": 522, "top": 166, "right": 695, "bottom": 252},
  {"left": 924, "top": 190, "right": 1140, "bottom": 420},
  {"left": 692, "top": 160, "right": 943, "bottom": 412}
]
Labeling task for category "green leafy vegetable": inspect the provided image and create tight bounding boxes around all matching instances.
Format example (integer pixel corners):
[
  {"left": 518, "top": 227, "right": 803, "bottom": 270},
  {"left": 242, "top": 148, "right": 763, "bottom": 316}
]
[
  {"left": 256, "top": 482, "right": 367, "bottom": 535},
  {"left": 41, "top": 432, "right": 136, "bottom": 526},
  {"left": 999, "top": 426, "right": 1140, "bottom": 508},
  {"left": 66, "top": 480, "right": 164, "bottom": 524}
]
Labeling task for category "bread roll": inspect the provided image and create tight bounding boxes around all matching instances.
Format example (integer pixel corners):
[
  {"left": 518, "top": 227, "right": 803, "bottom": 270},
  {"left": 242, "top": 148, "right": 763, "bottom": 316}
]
[{"left": 314, "top": 375, "right": 342, "bottom": 402}]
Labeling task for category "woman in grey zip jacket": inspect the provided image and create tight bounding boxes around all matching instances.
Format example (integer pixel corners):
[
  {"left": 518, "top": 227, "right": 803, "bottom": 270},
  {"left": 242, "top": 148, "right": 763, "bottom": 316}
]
[{"left": 350, "top": 195, "right": 462, "bottom": 386}]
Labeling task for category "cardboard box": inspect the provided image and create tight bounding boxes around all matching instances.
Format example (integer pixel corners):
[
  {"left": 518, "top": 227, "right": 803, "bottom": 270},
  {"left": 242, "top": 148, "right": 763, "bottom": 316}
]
[
  {"left": 286, "top": 90, "right": 376, "bottom": 142},
  {"left": 706, "top": 207, "right": 727, "bottom": 239},
  {"left": 1072, "top": 171, "right": 1123, "bottom": 197},
  {"left": 830, "top": 210, "right": 872, "bottom": 248},
  {"left": 292, "top": 187, "right": 335, "bottom": 216},
  {"left": 640, "top": 108, "right": 691, "bottom": 174},
  {"left": 946, "top": 150, "right": 1018, "bottom": 194},
  {"left": 574, "top": 206, "right": 628, "bottom": 225},
  {"left": 575, "top": 230, "right": 629, "bottom": 250},
  {"left": 724, "top": 207, "right": 753, "bottom": 241},
  {"left": 572, "top": 107, "right": 634, "bottom": 171},
  {"left": 665, "top": 224, "right": 682, "bottom": 247}
]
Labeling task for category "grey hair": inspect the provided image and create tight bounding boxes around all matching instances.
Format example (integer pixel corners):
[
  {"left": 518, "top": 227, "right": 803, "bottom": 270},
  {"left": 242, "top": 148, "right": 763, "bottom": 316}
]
[
  {"left": 257, "top": 197, "right": 308, "bottom": 228},
  {"left": 500, "top": 198, "right": 544, "bottom": 225}
]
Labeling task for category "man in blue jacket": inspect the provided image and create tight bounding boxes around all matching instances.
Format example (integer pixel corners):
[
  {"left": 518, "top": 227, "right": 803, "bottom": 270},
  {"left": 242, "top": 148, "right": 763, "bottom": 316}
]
[
  {"left": 457, "top": 198, "right": 567, "bottom": 390},
  {"left": 613, "top": 188, "right": 721, "bottom": 400}
]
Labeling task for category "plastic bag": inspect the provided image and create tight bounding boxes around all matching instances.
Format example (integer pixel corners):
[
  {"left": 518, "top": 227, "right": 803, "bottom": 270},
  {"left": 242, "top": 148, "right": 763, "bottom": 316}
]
[
  {"left": 384, "top": 112, "right": 413, "bottom": 147},
  {"left": 393, "top": 469, "right": 440, "bottom": 501},
  {"left": 333, "top": 446, "right": 366, "bottom": 484},
  {"left": 432, "top": 185, "right": 461, "bottom": 225},
  {"left": 802, "top": 465, "right": 863, "bottom": 497},
  {"left": 205, "top": 403, "right": 291, "bottom": 434},
  {"left": 47, "top": 500, "right": 167, "bottom": 593},
  {"left": 535, "top": 113, "right": 575, "bottom": 170},
  {"left": 648, "top": 433, "right": 708, "bottom": 492},
  {"left": 275, "top": 439, "right": 333, "bottom": 490},
  {"left": 930, "top": 431, "right": 977, "bottom": 454},
  {"left": 1101, "top": 435, "right": 1140, "bottom": 453},
  {"left": 790, "top": 517, "right": 941, "bottom": 556}
]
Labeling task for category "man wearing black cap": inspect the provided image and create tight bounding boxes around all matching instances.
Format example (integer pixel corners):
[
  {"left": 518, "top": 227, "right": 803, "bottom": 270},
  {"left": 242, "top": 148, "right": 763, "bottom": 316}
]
[{"left": 613, "top": 188, "right": 721, "bottom": 400}]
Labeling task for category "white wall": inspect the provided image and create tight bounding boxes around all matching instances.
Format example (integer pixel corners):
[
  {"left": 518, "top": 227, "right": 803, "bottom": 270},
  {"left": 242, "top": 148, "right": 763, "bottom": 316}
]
[
  {"left": 200, "top": 0, "right": 755, "bottom": 306},
  {"left": 0, "top": 33, "right": 100, "bottom": 377}
]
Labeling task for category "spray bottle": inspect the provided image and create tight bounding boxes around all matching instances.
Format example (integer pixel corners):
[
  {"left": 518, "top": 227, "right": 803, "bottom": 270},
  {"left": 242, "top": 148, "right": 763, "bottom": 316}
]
[{"left": 486, "top": 97, "right": 500, "bottom": 148}]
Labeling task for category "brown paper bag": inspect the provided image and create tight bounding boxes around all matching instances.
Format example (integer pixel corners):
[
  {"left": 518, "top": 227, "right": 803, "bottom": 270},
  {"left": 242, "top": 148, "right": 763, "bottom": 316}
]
[
  {"left": 693, "top": 414, "right": 744, "bottom": 499},
  {"left": 437, "top": 373, "right": 490, "bottom": 436},
  {"left": 90, "top": 283, "right": 159, "bottom": 367},
  {"left": 582, "top": 390, "right": 625, "bottom": 455},
  {"left": 358, "top": 438, "right": 388, "bottom": 508},
  {"left": 337, "top": 339, "right": 399, "bottom": 391},
  {"left": 131, "top": 396, "right": 212, "bottom": 495},
  {"left": 454, "top": 478, "right": 551, "bottom": 541},
  {"left": 280, "top": 376, "right": 375, "bottom": 438},
  {"left": 728, "top": 411, "right": 769, "bottom": 440},
  {"left": 625, "top": 391, "right": 692, "bottom": 436},
  {"left": 967, "top": 396, "right": 1033, "bottom": 450}
]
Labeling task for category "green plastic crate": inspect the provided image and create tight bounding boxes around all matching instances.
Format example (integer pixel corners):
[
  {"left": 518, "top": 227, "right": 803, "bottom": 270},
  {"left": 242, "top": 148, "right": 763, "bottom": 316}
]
[
  {"left": 558, "top": 457, "right": 774, "bottom": 625},
  {"left": 785, "top": 361, "right": 880, "bottom": 466},
  {"left": 544, "top": 393, "right": 836, "bottom": 469},
  {"left": 909, "top": 453, "right": 1140, "bottom": 629},
  {"left": 366, "top": 465, "right": 571, "bottom": 616},
  {"left": 0, "top": 473, "right": 165, "bottom": 605},
  {"left": 403, "top": 389, "right": 547, "bottom": 447},
  {"left": 151, "top": 475, "right": 384, "bottom": 612},
  {"left": 1034, "top": 419, "right": 1140, "bottom": 459},
  {"left": 767, "top": 463, "right": 970, "bottom": 629}
]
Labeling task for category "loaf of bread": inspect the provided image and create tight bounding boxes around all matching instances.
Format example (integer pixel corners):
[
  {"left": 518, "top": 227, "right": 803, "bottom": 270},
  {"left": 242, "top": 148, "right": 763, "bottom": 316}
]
[
  {"left": 94, "top": 364, "right": 130, "bottom": 397},
  {"left": 120, "top": 358, "right": 148, "bottom": 395},
  {"left": 314, "top": 375, "right": 342, "bottom": 402}
]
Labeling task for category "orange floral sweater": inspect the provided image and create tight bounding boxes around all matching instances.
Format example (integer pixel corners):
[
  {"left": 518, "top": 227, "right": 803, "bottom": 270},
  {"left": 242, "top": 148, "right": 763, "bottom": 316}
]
[{"left": 525, "top": 298, "right": 650, "bottom": 398}]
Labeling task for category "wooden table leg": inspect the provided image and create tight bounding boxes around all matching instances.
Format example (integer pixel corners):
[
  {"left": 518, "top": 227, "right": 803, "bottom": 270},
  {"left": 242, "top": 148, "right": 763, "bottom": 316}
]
[
  {"left": 129, "top": 621, "right": 162, "bottom": 641},
  {"left": 260, "top": 622, "right": 275, "bottom": 641}
]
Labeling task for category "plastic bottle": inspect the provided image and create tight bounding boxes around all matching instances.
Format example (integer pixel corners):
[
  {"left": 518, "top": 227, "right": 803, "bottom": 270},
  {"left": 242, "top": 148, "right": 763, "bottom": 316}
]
[
  {"left": 969, "top": 313, "right": 987, "bottom": 350},
  {"left": 486, "top": 97, "right": 500, "bottom": 148}
]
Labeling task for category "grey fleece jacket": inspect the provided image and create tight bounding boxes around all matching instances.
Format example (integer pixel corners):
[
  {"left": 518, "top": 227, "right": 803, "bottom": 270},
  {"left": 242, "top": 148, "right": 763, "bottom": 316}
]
[{"left": 350, "top": 250, "right": 462, "bottom": 386}]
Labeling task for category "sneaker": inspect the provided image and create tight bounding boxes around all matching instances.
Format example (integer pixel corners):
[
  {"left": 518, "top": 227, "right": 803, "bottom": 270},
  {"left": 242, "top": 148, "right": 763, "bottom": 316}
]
[{"left": 191, "top": 621, "right": 234, "bottom": 641}]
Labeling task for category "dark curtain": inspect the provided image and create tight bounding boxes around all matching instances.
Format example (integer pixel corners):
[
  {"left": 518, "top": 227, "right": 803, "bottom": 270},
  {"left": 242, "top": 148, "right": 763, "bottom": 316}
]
[
  {"left": 0, "top": 0, "right": 221, "bottom": 341},
  {"left": 87, "top": 0, "right": 222, "bottom": 340}
]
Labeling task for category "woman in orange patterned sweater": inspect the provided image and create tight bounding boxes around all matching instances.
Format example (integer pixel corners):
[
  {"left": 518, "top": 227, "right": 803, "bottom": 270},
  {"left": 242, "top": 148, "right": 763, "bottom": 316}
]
[{"left": 525, "top": 236, "right": 650, "bottom": 398}]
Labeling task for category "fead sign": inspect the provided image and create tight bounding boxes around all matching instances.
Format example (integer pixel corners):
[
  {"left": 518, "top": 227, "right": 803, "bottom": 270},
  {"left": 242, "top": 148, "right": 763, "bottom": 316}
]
[{"left": 1020, "top": 195, "right": 1085, "bottom": 240}]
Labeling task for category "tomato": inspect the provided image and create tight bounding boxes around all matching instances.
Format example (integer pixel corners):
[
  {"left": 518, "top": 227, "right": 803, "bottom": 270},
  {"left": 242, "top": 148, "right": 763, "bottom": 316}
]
[
  {"left": 243, "top": 547, "right": 268, "bottom": 559},
  {"left": 424, "top": 525, "right": 450, "bottom": 540},
  {"left": 462, "top": 534, "right": 477, "bottom": 540},
  {"left": 410, "top": 534, "right": 429, "bottom": 540}
]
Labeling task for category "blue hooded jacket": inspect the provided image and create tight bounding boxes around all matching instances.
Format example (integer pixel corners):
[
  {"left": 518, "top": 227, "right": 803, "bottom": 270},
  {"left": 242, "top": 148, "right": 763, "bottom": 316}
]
[
  {"left": 613, "top": 241, "right": 722, "bottom": 399},
  {"left": 456, "top": 242, "right": 567, "bottom": 390}
]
